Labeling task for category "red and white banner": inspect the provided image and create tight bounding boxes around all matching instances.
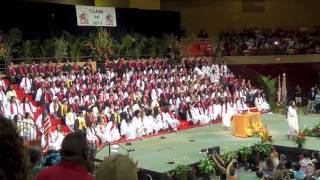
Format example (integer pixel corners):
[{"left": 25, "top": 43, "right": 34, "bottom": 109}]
[{"left": 75, "top": 5, "right": 117, "bottom": 27}]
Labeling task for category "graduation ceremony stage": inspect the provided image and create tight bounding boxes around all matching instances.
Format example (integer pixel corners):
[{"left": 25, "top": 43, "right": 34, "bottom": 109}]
[{"left": 95, "top": 113, "right": 320, "bottom": 179}]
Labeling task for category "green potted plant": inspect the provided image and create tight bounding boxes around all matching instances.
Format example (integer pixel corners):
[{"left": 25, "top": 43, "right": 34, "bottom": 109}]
[
  {"left": 174, "top": 162, "right": 190, "bottom": 180},
  {"left": 220, "top": 150, "right": 237, "bottom": 164},
  {"left": 238, "top": 145, "right": 252, "bottom": 167},
  {"left": 254, "top": 141, "right": 271, "bottom": 158},
  {"left": 197, "top": 157, "right": 216, "bottom": 180}
]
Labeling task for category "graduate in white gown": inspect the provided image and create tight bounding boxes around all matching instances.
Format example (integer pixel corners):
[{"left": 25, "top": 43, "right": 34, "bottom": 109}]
[
  {"left": 153, "top": 107, "right": 167, "bottom": 133},
  {"left": 222, "top": 99, "right": 232, "bottom": 130},
  {"left": 131, "top": 110, "right": 143, "bottom": 138},
  {"left": 86, "top": 121, "right": 99, "bottom": 145},
  {"left": 65, "top": 108, "right": 77, "bottom": 132},
  {"left": 42, "top": 125, "right": 65, "bottom": 151},
  {"left": 20, "top": 97, "right": 37, "bottom": 118},
  {"left": 287, "top": 101, "right": 299, "bottom": 138},
  {"left": 20, "top": 75, "right": 32, "bottom": 94},
  {"left": 162, "top": 107, "right": 180, "bottom": 131},
  {"left": 120, "top": 114, "right": 136, "bottom": 141},
  {"left": 106, "top": 115, "right": 121, "bottom": 142},
  {"left": 142, "top": 109, "right": 155, "bottom": 135},
  {"left": 213, "top": 99, "right": 222, "bottom": 121},
  {"left": 186, "top": 104, "right": 200, "bottom": 125},
  {"left": 95, "top": 119, "right": 111, "bottom": 143}
]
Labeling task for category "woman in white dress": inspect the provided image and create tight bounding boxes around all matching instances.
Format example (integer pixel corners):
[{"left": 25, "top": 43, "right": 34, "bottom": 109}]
[
  {"left": 95, "top": 118, "right": 111, "bottom": 143},
  {"left": 287, "top": 100, "right": 299, "bottom": 138},
  {"left": 120, "top": 113, "right": 136, "bottom": 140},
  {"left": 162, "top": 107, "right": 180, "bottom": 131},
  {"left": 20, "top": 74, "right": 32, "bottom": 94},
  {"left": 47, "top": 125, "right": 65, "bottom": 151},
  {"left": 20, "top": 97, "right": 37, "bottom": 118},
  {"left": 153, "top": 107, "right": 167, "bottom": 133},
  {"left": 142, "top": 109, "right": 155, "bottom": 135},
  {"left": 222, "top": 99, "right": 232, "bottom": 131},
  {"left": 107, "top": 114, "right": 121, "bottom": 142},
  {"left": 186, "top": 103, "right": 200, "bottom": 124},
  {"left": 131, "top": 110, "right": 143, "bottom": 138}
]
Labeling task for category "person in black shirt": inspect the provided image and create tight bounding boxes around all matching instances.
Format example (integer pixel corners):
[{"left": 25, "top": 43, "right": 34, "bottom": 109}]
[{"left": 294, "top": 85, "right": 302, "bottom": 107}]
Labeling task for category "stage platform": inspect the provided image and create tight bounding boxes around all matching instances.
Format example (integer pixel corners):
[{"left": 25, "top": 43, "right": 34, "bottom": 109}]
[{"left": 95, "top": 113, "right": 320, "bottom": 179}]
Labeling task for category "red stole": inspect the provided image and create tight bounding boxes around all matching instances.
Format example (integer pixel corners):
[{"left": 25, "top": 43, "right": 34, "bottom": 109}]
[{"left": 23, "top": 102, "right": 32, "bottom": 112}]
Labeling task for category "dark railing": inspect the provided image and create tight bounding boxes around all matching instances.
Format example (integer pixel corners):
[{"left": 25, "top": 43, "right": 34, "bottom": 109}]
[{"left": 16, "top": 120, "right": 40, "bottom": 146}]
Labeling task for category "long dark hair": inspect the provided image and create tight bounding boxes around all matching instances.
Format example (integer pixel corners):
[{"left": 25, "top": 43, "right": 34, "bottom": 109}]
[{"left": 0, "top": 116, "right": 32, "bottom": 180}]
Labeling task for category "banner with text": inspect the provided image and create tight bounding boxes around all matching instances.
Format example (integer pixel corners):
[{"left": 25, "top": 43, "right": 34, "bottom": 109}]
[{"left": 75, "top": 5, "right": 117, "bottom": 27}]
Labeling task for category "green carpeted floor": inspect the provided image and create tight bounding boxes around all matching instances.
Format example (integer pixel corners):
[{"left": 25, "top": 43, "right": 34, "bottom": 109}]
[{"left": 95, "top": 113, "right": 320, "bottom": 179}]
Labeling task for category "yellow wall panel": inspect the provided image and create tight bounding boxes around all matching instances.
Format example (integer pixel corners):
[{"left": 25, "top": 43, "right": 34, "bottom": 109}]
[
  {"left": 129, "top": 0, "right": 160, "bottom": 10},
  {"left": 95, "top": 0, "right": 129, "bottom": 7},
  {"left": 26, "top": 0, "right": 93, "bottom": 5}
]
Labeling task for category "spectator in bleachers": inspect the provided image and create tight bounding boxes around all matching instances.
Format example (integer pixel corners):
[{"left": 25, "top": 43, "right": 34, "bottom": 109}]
[
  {"left": 36, "top": 132, "right": 94, "bottom": 180},
  {"left": 0, "top": 116, "right": 32, "bottom": 180},
  {"left": 219, "top": 26, "right": 320, "bottom": 56},
  {"left": 299, "top": 150, "right": 315, "bottom": 177}
]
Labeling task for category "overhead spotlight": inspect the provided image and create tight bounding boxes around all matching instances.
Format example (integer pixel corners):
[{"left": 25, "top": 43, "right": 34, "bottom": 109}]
[{"left": 274, "top": 41, "right": 279, "bottom": 45}]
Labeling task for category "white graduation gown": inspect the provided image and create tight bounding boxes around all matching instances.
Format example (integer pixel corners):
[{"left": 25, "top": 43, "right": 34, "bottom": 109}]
[
  {"left": 20, "top": 77, "right": 32, "bottom": 94},
  {"left": 95, "top": 124, "right": 111, "bottom": 143},
  {"left": 287, "top": 106, "right": 299, "bottom": 136},
  {"left": 162, "top": 113, "right": 180, "bottom": 130},
  {"left": 154, "top": 114, "right": 167, "bottom": 133},
  {"left": 222, "top": 103, "right": 232, "bottom": 128},
  {"left": 121, "top": 120, "right": 136, "bottom": 140},
  {"left": 65, "top": 112, "right": 77, "bottom": 132},
  {"left": 106, "top": 121, "right": 120, "bottom": 142},
  {"left": 142, "top": 115, "right": 155, "bottom": 135},
  {"left": 132, "top": 116, "right": 143, "bottom": 137}
]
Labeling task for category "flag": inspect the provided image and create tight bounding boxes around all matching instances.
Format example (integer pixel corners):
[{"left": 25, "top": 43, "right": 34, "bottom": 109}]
[
  {"left": 281, "top": 73, "right": 287, "bottom": 105},
  {"left": 41, "top": 111, "right": 51, "bottom": 153}
]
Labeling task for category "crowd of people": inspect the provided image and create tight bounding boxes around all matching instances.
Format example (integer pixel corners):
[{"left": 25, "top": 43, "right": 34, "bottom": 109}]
[
  {"left": 3, "top": 57, "right": 270, "bottom": 153},
  {"left": 217, "top": 26, "right": 320, "bottom": 56},
  {"left": 248, "top": 146, "right": 320, "bottom": 180}
]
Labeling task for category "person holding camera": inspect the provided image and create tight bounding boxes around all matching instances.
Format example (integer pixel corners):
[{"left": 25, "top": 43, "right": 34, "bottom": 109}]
[{"left": 211, "top": 150, "right": 238, "bottom": 180}]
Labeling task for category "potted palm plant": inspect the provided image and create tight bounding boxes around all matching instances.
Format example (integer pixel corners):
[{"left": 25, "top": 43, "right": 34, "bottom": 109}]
[{"left": 197, "top": 157, "right": 216, "bottom": 180}]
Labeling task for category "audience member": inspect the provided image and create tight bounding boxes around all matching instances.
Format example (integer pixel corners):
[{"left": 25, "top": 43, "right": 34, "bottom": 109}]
[
  {"left": 0, "top": 116, "right": 32, "bottom": 180},
  {"left": 95, "top": 154, "right": 138, "bottom": 180},
  {"left": 36, "top": 132, "right": 94, "bottom": 180}
]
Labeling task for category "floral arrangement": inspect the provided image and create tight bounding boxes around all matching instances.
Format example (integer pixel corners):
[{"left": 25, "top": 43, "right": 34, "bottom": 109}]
[
  {"left": 40, "top": 152, "right": 61, "bottom": 167},
  {"left": 246, "top": 121, "right": 273, "bottom": 142},
  {"left": 292, "top": 131, "right": 307, "bottom": 145},
  {"left": 303, "top": 123, "right": 320, "bottom": 138}
]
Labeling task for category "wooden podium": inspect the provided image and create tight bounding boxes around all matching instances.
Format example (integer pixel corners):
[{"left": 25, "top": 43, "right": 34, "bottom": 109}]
[{"left": 233, "top": 112, "right": 261, "bottom": 138}]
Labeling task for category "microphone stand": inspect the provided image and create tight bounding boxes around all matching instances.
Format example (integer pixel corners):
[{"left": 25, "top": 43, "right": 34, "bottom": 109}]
[{"left": 108, "top": 142, "right": 135, "bottom": 156}]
